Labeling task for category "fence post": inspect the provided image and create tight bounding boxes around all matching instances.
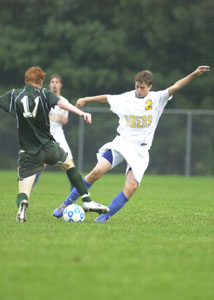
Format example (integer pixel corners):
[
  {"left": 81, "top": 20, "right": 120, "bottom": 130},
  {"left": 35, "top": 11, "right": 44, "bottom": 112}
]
[
  {"left": 77, "top": 117, "right": 84, "bottom": 173},
  {"left": 185, "top": 111, "right": 192, "bottom": 176}
]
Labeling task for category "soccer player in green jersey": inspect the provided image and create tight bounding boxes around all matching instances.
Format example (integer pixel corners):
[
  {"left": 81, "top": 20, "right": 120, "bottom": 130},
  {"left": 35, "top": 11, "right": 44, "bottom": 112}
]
[{"left": 0, "top": 66, "right": 109, "bottom": 222}]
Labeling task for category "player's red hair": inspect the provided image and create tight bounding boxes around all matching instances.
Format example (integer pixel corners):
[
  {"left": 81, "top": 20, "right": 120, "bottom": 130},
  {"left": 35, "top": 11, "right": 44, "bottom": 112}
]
[{"left": 25, "top": 66, "right": 46, "bottom": 84}]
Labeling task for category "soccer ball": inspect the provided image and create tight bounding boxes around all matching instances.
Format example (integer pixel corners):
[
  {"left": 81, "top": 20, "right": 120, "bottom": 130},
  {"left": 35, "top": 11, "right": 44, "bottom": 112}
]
[{"left": 63, "top": 204, "right": 85, "bottom": 223}]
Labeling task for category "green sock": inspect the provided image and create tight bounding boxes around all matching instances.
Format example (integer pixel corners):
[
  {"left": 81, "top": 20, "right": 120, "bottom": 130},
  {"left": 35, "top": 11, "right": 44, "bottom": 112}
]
[
  {"left": 66, "top": 168, "right": 91, "bottom": 202},
  {"left": 16, "top": 193, "right": 28, "bottom": 207}
]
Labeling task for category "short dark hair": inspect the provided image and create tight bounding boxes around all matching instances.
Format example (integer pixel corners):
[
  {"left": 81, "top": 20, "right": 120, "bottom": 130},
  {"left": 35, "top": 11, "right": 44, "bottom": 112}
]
[
  {"left": 135, "top": 70, "right": 153, "bottom": 85},
  {"left": 49, "top": 74, "right": 63, "bottom": 84}
]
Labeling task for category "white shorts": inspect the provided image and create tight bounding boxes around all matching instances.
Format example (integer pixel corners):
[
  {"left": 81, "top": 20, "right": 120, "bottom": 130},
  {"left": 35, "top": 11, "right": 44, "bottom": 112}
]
[
  {"left": 51, "top": 130, "right": 73, "bottom": 160},
  {"left": 97, "top": 135, "right": 149, "bottom": 184}
]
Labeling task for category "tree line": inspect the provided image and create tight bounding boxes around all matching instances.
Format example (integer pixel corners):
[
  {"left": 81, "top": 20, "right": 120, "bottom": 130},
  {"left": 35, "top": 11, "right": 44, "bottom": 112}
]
[
  {"left": 0, "top": 0, "right": 213, "bottom": 108},
  {"left": 0, "top": 0, "right": 213, "bottom": 174}
]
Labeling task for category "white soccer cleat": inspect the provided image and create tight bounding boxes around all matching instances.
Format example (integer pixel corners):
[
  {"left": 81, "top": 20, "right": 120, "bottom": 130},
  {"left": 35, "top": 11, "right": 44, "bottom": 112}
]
[
  {"left": 16, "top": 199, "right": 29, "bottom": 223},
  {"left": 82, "top": 201, "right": 109, "bottom": 214}
]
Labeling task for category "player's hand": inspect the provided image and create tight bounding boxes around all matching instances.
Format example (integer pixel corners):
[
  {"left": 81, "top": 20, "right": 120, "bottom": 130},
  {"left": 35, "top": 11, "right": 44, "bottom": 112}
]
[
  {"left": 76, "top": 98, "right": 86, "bottom": 108},
  {"left": 81, "top": 112, "right": 92, "bottom": 124},
  {"left": 194, "top": 66, "right": 210, "bottom": 76}
]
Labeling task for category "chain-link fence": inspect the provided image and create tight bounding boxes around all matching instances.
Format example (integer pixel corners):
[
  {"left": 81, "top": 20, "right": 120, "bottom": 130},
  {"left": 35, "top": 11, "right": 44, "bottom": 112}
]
[
  {"left": 0, "top": 108, "right": 213, "bottom": 176},
  {"left": 75, "top": 108, "right": 214, "bottom": 176}
]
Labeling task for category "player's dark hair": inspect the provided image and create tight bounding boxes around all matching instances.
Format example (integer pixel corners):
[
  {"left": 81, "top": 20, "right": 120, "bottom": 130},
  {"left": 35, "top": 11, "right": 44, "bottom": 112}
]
[
  {"left": 49, "top": 74, "right": 63, "bottom": 84},
  {"left": 135, "top": 70, "right": 153, "bottom": 85},
  {"left": 25, "top": 67, "right": 46, "bottom": 84}
]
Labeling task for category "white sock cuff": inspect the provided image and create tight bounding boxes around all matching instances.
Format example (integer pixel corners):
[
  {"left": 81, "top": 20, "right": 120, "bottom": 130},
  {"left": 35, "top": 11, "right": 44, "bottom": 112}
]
[{"left": 82, "top": 193, "right": 90, "bottom": 199}]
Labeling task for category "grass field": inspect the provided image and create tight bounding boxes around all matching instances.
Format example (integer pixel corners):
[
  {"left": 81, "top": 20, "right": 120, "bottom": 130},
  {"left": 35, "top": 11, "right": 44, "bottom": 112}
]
[{"left": 0, "top": 170, "right": 214, "bottom": 300}]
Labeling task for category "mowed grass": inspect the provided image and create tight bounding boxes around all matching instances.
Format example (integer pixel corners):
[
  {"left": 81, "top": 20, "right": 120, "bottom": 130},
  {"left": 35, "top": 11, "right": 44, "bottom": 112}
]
[{"left": 0, "top": 170, "right": 214, "bottom": 300}]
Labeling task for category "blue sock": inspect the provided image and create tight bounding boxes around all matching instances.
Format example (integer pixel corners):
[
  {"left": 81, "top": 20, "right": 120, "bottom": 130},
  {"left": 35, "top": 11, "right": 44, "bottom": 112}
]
[
  {"left": 103, "top": 191, "right": 129, "bottom": 219},
  {"left": 64, "top": 178, "right": 92, "bottom": 205},
  {"left": 33, "top": 172, "right": 41, "bottom": 187}
]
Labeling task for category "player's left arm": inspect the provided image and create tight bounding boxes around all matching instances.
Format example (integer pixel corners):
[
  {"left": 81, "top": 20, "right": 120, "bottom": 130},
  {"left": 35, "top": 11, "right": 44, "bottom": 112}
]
[
  {"left": 57, "top": 98, "right": 92, "bottom": 124},
  {"left": 168, "top": 66, "right": 210, "bottom": 96},
  {"left": 61, "top": 115, "right": 69, "bottom": 125}
]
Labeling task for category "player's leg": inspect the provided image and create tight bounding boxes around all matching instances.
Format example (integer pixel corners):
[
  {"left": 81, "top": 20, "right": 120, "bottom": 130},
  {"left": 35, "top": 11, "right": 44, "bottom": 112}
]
[
  {"left": 32, "top": 164, "right": 47, "bottom": 188},
  {"left": 16, "top": 150, "right": 44, "bottom": 223},
  {"left": 55, "top": 133, "right": 74, "bottom": 190},
  {"left": 67, "top": 149, "right": 113, "bottom": 202},
  {"left": 53, "top": 151, "right": 112, "bottom": 218},
  {"left": 95, "top": 145, "right": 149, "bottom": 223},
  {"left": 33, "top": 172, "right": 41, "bottom": 186},
  {"left": 16, "top": 174, "right": 36, "bottom": 223},
  {"left": 65, "top": 177, "right": 92, "bottom": 201},
  {"left": 42, "top": 141, "right": 103, "bottom": 214},
  {"left": 68, "top": 155, "right": 112, "bottom": 202},
  {"left": 95, "top": 169, "right": 139, "bottom": 223},
  {"left": 57, "top": 156, "right": 110, "bottom": 214}
]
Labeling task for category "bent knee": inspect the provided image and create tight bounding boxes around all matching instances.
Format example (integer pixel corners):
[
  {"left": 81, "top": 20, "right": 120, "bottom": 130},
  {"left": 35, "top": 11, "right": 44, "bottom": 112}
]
[
  {"left": 61, "top": 158, "right": 75, "bottom": 171},
  {"left": 88, "top": 168, "right": 104, "bottom": 181},
  {"left": 124, "top": 180, "right": 139, "bottom": 197}
]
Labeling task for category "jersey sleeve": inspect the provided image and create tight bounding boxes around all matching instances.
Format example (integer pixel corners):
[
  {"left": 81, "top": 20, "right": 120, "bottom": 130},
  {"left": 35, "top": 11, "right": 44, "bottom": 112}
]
[
  {"left": 107, "top": 94, "right": 121, "bottom": 114},
  {"left": 43, "top": 89, "right": 60, "bottom": 109},
  {"left": 158, "top": 89, "right": 172, "bottom": 102},
  {"left": 107, "top": 91, "right": 131, "bottom": 104},
  {"left": 0, "top": 90, "right": 14, "bottom": 114},
  {"left": 107, "top": 91, "right": 133, "bottom": 113},
  {"left": 156, "top": 89, "right": 173, "bottom": 107}
]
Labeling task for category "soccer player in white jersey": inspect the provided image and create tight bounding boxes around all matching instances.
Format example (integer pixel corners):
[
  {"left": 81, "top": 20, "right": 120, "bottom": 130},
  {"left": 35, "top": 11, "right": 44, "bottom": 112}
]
[
  {"left": 53, "top": 66, "right": 210, "bottom": 222},
  {"left": 49, "top": 74, "right": 73, "bottom": 160},
  {"left": 34, "top": 74, "right": 74, "bottom": 186}
]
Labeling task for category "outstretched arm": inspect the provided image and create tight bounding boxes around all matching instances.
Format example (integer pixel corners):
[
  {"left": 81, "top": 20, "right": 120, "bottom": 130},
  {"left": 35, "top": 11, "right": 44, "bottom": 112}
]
[
  {"left": 168, "top": 66, "right": 210, "bottom": 96},
  {"left": 61, "top": 115, "right": 69, "bottom": 125},
  {"left": 76, "top": 95, "right": 108, "bottom": 108},
  {"left": 57, "top": 98, "right": 92, "bottom": 124}
]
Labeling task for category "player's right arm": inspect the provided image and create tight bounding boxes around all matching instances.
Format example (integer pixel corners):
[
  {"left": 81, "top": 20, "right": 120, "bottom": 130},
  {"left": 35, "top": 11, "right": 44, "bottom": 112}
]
[
  {"left": 57, "top": 98, "right": 92, "bottom": 124},
  {"left": 76, "top": 95, "right": 108, "bottom": 108},
  {"left": 0, "top": 90, "right": 14, "bottom": 114}
]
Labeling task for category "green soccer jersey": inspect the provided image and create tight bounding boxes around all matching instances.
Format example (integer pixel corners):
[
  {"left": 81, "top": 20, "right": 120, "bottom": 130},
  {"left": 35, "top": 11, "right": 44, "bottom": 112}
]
[{"left": 0, "top": 84, "right": 59, "bottom": 154}]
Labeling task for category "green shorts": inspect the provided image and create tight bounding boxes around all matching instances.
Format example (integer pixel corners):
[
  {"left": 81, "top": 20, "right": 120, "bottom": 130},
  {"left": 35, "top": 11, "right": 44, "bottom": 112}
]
[{"left": 18, "top": 141, "right": 68, "bottom": 179}]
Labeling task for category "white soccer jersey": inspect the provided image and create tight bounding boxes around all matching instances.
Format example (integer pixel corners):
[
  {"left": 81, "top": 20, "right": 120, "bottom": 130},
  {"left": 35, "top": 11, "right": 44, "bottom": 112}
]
[
  {"left": 49, "top": 95, "right": 73, "bottom": 159},
  {"left": 49, "top": 96, "right": 69, "bottom": 134},
  {"left": 107, "top": 89, "right": 172, "bottom": 149},
  {"left": 97, "top": 89, "right": 172, "bottom": 183}
]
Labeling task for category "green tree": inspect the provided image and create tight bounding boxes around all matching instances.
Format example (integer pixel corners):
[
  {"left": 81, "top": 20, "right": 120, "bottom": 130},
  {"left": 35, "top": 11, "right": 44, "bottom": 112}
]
[{"left": 0, "top": 0, "right": 213, "bottom": 173}]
